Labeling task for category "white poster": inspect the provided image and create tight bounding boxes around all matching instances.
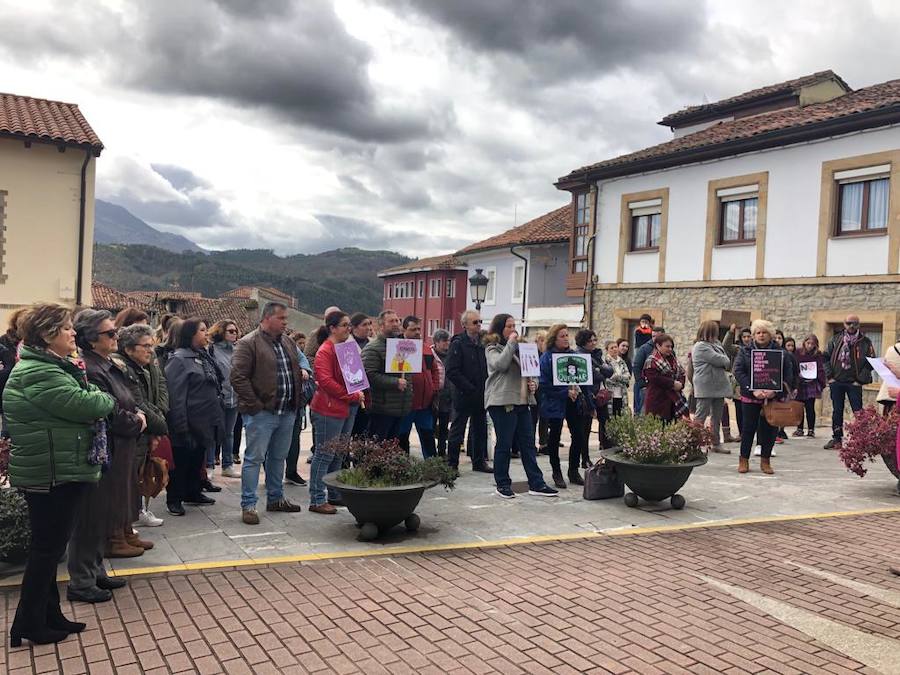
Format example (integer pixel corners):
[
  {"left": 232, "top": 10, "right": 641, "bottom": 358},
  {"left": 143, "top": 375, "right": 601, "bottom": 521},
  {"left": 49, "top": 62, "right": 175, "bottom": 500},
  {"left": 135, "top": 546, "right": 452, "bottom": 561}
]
[
  {"left": 518, "top": 343, "right": 540, "bottom": 377},
  {"left": 551, "top": 352, "right": 593, "bottom": 386},
  {"left": 385, "top": 338, "right": 423, "bottom": 374},
  {"left": 867, "top": 357, "right": 900, "bottom": 388},
  {"left": 798, "top": 361, "right": 817, "bottom": 380}
]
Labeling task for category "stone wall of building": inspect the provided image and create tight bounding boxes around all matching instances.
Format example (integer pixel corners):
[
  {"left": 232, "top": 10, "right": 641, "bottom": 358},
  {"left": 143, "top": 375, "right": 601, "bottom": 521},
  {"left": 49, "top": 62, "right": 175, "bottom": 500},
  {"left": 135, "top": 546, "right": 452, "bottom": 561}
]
[{"left": 590, "top": 281, "right": 900, "bottom": 429}]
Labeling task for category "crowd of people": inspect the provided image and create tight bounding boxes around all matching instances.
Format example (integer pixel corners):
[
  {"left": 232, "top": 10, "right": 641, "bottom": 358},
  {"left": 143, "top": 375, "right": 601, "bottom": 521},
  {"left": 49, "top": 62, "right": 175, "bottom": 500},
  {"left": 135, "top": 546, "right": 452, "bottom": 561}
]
[{"left": 0, "top": 299, "right": 890, "bottom": 646}]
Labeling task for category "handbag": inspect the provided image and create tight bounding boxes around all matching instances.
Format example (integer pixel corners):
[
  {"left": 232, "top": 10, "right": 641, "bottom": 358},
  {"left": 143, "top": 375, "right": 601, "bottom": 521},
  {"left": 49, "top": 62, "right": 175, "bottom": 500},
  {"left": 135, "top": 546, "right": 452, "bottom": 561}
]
[
  {"left": 762, "top": 399, "right": 804, "bottom": 427},
  {"left": 594, "top": 387, "right": 612, "bottom": 408},
  {"left": 583, "top": 460, "right": 624, "bottom": 500},
  {"left": 140, "top": 456, "right": 170, "bottom": 498}
]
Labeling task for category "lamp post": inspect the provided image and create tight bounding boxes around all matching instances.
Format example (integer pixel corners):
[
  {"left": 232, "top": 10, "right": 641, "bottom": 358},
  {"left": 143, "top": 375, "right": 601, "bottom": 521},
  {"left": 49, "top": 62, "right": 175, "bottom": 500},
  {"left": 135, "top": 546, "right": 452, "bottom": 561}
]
[{"left": 469, "top": 268, "right": 489, "bottom": 311}]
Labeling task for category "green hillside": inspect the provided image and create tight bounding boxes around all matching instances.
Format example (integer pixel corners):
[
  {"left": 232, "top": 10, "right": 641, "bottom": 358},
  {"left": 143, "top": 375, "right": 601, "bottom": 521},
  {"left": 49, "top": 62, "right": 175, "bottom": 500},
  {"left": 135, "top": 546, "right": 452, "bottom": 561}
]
[{"left": 92, "top": 244, "right": 410, "bottom": 316}]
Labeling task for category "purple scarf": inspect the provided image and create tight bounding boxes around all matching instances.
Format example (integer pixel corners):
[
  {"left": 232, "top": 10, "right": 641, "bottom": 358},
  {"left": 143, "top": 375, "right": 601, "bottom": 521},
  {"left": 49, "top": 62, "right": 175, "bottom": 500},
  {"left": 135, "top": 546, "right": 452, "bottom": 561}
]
[{"left": 839, "top": 330, "right": 861, "bottom": 371}]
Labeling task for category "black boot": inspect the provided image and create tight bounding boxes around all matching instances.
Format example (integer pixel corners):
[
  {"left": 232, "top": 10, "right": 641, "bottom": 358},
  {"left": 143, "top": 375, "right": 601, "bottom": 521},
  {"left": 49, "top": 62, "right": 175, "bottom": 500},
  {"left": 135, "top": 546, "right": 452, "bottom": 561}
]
[
  {"left": 552, "top": 471, "right": 567, "bottom": 489},
  {"left": 568, "top": 470, "right": 585, "bottom": 486}
]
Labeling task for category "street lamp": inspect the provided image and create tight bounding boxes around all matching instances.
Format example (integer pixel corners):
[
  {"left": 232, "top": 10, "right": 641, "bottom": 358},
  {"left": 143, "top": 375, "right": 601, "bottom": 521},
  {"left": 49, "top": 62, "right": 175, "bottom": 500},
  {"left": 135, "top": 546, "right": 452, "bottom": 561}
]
[{"left": 469, "top": 268, "right": 489, "bottom": 311}]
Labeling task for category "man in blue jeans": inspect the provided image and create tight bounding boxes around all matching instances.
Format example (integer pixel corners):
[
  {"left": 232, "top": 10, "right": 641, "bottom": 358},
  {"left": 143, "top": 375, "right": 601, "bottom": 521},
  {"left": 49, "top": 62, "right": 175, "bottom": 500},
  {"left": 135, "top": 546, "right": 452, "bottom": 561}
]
[
  {"left": 231, "top": 302, "right": 309, "bottom": 525},
  {"left": 823, "top": 315, "right": 875, "bottom": 450}
]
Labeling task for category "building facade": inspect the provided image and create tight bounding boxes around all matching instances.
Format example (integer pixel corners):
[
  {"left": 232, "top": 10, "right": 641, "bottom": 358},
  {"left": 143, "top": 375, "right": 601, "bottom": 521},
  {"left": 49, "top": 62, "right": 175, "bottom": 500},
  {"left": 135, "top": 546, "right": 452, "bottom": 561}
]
[
  {"left": 379, "top": 255, "right": 469, "bottom": 338},
  {"left": 0, "top": 93, "right": 103, "bottom": 323},
  {"left": 556, "top": 70, "right": 900, "bottom": 411}
]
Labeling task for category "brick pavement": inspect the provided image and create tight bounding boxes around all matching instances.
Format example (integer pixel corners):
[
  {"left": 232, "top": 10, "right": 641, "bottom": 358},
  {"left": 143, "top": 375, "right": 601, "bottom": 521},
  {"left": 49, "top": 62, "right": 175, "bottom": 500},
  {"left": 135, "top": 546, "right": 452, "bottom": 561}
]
[{"left": 4, "top": 512, "right": 900, "bottom": 674}]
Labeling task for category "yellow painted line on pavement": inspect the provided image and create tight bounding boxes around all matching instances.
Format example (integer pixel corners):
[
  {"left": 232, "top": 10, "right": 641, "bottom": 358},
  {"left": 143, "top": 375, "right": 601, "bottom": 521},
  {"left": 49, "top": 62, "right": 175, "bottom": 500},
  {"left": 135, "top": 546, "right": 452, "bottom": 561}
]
[{"left": 2, "top": 505, "right": 899, "bottom": 587}]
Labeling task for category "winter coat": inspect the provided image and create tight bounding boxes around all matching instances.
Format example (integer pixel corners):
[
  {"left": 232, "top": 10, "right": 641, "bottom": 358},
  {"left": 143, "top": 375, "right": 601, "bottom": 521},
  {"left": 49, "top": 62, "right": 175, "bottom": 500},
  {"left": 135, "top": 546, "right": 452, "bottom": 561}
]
[
  {"left": 733, "top": 340, "right": 795, "bottom": 404},
  {"left": 361, "top": 335, "right": 414, "bottom": 418},
  {"left": 230, "top": 328, "right": 306, "bottom": 415},
  {"left": 877, "top": 343, "right": 900, "bottom": 402},
  {"left": 603, "top": 354, "right": 632, "bottom": 399},
  {"left": 166, "top": 348, "right": 225, "bottom": 449},
  {"left": 484, "top": 336, "right": 536, "bottom": 408},
  {"left": 445, "top": 331, "right": 488, "bottom": 411},
  {"left": 538, "top": 348, "right": 572, "bottom": 420},
  {"left": 690, "top": 341, "right": 732, "bottom": 399},
  {"left": 83, "top": 349, "right": 145, "bottom": 458},
  {"left": 209, "top": 341, "right": 238, "bottom": 408},
  {"left": 3, "top": 346, "right": 114, "bottom": 488},
  {"left": 634, "top": 326, "right": 653, "bottom": 351},
  {"left": 310, "top": 339, "right": 358, "bottom": 419},
  {"left": 408, "top": 342, "right": 440, "bottom": 411},
  {"left": 432, "top": 348, "right": 454, "bottom": 413},
  {"left": 823, "top": 330, "right": 875, "bottom": 385},
  {"left": 113, "top": 352, "right": 168, "bottom": 437},
  {"left": 0, "top": 332, "right": 18, "bottom": 413},
  {"left": 796, "top": 350, "right": 827, "bottom": 401},
  {"left": 642, "top": 351, "right": 686, "bottom": 421},
  {"left": 632, "top": 340, "right": 655, "bottom": 391}
]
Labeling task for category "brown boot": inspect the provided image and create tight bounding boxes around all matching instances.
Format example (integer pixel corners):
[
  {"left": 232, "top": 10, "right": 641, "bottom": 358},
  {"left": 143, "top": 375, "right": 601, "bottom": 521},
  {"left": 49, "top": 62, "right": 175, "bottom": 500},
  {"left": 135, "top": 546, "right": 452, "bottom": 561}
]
[
  {"left": 760, "top": 458, "right": 774, "bottom": 475},
  {"left": 105, "top": 536, "right": 144, "bottom": 558},
  {"left": 124, "top": 530, "right": 154, "bottom": 550},
  {"left": 738, "top": 457, "right": 749, "bottom": 474},
  {"left": 723, "top": 431, "right": 734, "bottom": 443}
]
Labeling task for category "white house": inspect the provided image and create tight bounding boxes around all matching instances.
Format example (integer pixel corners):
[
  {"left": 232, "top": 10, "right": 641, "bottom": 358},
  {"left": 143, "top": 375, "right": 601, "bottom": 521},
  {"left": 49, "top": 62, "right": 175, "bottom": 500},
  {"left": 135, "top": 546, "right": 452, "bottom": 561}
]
[
  {"left": 555, "top": 69, "right": 900, "bottom": 405},
  {"left": 455, "top": 205, "right": 583, "bottom": 334}
]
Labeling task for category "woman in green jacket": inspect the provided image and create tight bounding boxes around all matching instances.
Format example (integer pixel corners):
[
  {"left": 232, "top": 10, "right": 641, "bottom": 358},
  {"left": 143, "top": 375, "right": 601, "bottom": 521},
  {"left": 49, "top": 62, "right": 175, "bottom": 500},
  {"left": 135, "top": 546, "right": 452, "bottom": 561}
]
[{"left": 4, "top": 304, "right": 114, "bottom": 647}]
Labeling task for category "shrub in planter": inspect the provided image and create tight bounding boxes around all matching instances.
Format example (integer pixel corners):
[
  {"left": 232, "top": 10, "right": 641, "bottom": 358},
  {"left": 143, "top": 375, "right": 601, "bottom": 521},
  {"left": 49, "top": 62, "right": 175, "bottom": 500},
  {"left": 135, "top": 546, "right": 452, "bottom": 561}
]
[
  {"left": 840, "top": 406, "right": 900, "bottom": 483},
  {"left": 606, "top": 413, "right": 710, "bottom": 464},
  {"left": 0, "top": 437, "right": 31, "bottom": 563}
]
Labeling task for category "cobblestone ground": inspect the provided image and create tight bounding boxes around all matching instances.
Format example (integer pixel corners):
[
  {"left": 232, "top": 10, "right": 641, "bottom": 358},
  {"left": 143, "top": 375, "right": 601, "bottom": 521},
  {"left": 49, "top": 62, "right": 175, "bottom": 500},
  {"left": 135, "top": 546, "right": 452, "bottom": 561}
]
[{"left": 4, "top": 512, "right": 900, "bottom": 674}]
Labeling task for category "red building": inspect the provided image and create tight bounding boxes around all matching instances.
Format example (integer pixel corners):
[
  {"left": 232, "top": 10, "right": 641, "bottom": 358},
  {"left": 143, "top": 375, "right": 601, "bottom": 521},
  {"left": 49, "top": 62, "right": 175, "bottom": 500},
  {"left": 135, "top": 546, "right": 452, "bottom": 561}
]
[{"left": 378, "top": 255, "right": 469, "bottom": 339}]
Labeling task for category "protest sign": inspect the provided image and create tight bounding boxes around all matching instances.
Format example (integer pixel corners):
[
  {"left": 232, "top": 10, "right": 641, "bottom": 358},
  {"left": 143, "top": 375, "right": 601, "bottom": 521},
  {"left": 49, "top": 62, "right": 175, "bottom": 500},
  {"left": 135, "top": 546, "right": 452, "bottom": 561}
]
[
  {"left": 551, "top": 353, "right": 593, "bottom": 386},
  {"left": 867, "top": 357, "right": 900, "bottom": 388},
  {"left": 335, "top": 341, "right": 369, "bottom": 394},
  {"left": 385, "top": 338, "right": 423, "bottom": 374},
  {"left": 750, "top": 349, "right": 783, "bottom": 391},
  {"left": 798, "top": 361, "right": 818, "bottom": 381},
  {"left": 518, "top": 342, "right": 540, "bottom": 377}
]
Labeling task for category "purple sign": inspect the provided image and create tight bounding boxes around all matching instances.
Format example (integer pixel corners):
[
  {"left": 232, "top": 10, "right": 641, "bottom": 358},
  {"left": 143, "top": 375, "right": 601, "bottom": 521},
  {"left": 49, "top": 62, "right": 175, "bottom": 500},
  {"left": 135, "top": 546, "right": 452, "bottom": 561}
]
[{"left": 335, "top": 341, "right": 369, "bottom": 394}]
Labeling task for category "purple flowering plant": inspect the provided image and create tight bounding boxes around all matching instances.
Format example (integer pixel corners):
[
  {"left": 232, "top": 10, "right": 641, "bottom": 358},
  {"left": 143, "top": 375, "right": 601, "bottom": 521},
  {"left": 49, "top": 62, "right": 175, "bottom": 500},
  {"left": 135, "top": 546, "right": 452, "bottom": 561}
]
[
  {"left": 607, "top": 413, "right": 710, "bottom": 464},
  {"left": 840, "top": 405, "right": 898, "bottom": 478}
]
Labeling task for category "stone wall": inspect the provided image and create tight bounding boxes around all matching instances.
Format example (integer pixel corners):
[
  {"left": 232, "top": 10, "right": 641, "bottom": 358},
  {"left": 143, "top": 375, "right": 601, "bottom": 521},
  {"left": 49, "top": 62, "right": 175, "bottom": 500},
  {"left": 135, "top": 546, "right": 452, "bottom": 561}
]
[{"left": 590, "top": 281, "right": 900, "bottom": 429}]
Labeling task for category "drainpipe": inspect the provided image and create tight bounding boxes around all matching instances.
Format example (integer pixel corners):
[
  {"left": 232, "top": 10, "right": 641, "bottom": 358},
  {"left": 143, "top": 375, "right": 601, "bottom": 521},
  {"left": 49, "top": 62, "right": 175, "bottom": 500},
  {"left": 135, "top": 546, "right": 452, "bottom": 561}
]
[
  {"left": 510, "top": 245, "right": 528, "bottom": 328},
  {"left": 75, "top": 148, "right": 92, "bottom": 306}
]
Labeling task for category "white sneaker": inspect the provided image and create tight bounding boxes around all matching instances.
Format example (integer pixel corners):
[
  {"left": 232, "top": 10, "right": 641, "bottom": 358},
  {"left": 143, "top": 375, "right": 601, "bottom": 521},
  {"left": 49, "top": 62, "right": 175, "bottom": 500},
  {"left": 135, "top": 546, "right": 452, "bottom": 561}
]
[
  {"left": 221, "top": 466, "right": 241, "bottom": 478},
  {"left": 206, "top": 468, "right": 215, "bottom": 480},
  {"left": 136, "top": 509, "right": 164, "bottom": 527},
  {"left": 753, "top": 445, "right": 762, "bottom": 456}
]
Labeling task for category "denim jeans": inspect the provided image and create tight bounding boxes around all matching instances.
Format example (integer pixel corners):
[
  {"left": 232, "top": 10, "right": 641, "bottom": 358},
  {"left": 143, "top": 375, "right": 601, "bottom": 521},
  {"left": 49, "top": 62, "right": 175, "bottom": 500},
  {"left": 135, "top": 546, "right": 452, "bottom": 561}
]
[
  {"left": 240, "top": 410, "right": 297, "bottom": 509},
  {"left": 633, "top": 387, "right": 644, "bottom": 415},
  {"left": 208, "top": 406, "right": 238, "bottom": 469},
  {"left": 489, "top": 405, "right": 547, "bottom": 491},
  {"left": 309, "top": 407, "right": 358, "bottom": 506},
  {"left": 830, "top": 382, "right": 864, "bottom": 440},
  {"left": 398, "top": 408, "right": 436, "bottom": 458}
]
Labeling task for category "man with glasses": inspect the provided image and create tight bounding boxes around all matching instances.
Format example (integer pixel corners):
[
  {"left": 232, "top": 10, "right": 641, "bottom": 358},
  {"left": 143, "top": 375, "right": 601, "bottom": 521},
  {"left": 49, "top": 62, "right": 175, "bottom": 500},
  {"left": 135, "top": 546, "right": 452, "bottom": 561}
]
[
  {"left": 445, "top": 309, "right": 492, "bottom": 474},
  {"left": 823, "top": 314, "right": 875, "bottom": 450}
]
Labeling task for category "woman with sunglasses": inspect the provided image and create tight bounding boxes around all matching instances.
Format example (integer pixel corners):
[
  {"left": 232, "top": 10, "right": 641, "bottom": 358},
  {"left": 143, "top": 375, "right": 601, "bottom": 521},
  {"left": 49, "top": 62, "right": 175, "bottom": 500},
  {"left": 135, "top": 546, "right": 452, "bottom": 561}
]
[{"left": 208, "top": 320, "right": 242, "bottom": 478}]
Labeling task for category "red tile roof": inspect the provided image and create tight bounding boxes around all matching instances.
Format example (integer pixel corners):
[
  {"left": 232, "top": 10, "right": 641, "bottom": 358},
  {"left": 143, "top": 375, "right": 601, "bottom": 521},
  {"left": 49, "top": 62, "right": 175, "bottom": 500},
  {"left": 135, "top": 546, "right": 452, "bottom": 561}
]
[
  {"left": 126, "top": 291, "right": 203, "bottom": 303},
  {"left": 221, "top": 285, "right": 295, "bottom": 305},
  {"left": 456, "top": 205, "right": 572, "bottom": 256},
  {"left": 659, "top": 70, "right": 851, "bottom": 126},
  {"left": 379, "top": 254, "right": 466, "bottom": 277},
  {"left": 90, "top": 281, "right": 149, "bottom": 312},
  {"left": 559, "top": 77, "right": 900, "bottom": 184},
  {"left": 0, "top": 93, "right": 103, "bottom": 152}
]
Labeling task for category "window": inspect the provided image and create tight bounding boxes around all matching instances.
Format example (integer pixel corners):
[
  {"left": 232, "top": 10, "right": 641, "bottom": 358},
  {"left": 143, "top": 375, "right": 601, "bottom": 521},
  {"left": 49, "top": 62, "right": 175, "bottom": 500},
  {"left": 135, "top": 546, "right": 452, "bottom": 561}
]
[
  {"left": 483, "top": 268, "right": 496, "bottom": 305},
  {"left": 446, "top": 278, "right": 455, "bottom": 298},
  {"left": 628, "top": 198, "right": 662, "bottom": 251},
  {"left": 428, "top": 319, "right": 439, "bottom": 335},
  {"left": 418, "top": 280, "right": 424, "bottom": 298},
  {"left": 571, "top": 192, "right": 591, "bottom": 273},
  {"left": 835, "top": 169, "right": 890, "bottom": 235},
  {"left": 445, "top": 319, "right": 453, "bottom": 333},
  {"left": 512, "top": 263, "right": 525, "bottom": 302},
  {"left": 429, "top": 278, "right": 442, "bottom": 298},
  {"left": 717, "top": 184, "right": 759, "bottom": 244}
]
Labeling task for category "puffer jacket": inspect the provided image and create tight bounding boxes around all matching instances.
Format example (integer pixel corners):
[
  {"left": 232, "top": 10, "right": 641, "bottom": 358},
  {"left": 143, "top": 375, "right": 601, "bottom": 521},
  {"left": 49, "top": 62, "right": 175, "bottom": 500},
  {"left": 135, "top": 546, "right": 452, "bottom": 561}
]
[
  {"left": 310, "top": 339, "right": 358, "bottom": 419},
  {"left": 733, "top": 340, "right": 795, "bottom": 403},
  {"left": 484, "top": 336, "right": 535, "bottom": 408},
  {"left": 361, "top": 336, "right": 413, "bottom": 417},
  {"left": 3, "top": 347, "right": 114, "bottom": 488}
]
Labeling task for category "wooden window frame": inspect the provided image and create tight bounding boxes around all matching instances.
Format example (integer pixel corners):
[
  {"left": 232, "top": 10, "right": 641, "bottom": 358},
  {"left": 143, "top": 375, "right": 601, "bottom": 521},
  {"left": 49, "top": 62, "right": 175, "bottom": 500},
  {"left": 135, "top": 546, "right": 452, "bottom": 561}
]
[
  {"left": 570, "top": 192, "right": 591, "bottom": 274},
  {"left": 629, "top": 212, "right": 661, "bottom": 252},
  {"left": 718, "top": 196, "right": 758, "bottom": 245},
  {"left": 703, "top": 172, "right": 768, "bottom": 281},
  {"left": 616, "top": 188, "right": 669, "bottom": 283},
  {"left": 446, "top": 278, "right": 455, "bottom": 298},
  {"left": 834, "top": 177, "right": 890, "bottom": 237}
]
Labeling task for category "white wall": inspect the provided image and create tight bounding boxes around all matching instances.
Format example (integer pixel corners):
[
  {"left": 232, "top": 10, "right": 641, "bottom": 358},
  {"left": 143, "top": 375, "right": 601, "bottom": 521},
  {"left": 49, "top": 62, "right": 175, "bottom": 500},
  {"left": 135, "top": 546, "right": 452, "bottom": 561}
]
[
  {"left": 460, "top": 250, "right": 524, "bottom": 326},
  {"left": 710, "top": 244, "right": 755, "bottom": 280},
  {"left": 593, "top": 124, "right": 900, "bottom": 283},
  {"left": 526, "top": 243, "right": 569, "bottom": 307},
  {"left": 623, "top": 250, "right": 659, "bottom": 283},
  {"left": 826, "top": 236, "right": 888, "bottom": 276}
]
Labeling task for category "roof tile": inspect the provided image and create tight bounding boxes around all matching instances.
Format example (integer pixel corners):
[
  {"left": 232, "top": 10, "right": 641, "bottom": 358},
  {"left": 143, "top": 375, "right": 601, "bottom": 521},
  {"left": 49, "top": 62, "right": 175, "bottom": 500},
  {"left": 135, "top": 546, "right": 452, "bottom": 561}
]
[
  {"left": 456, "top": 205, "right": 572, "bottom": 256},
  {"left": 0, "top": 93, "right": 103, "bottom": 151},
  {"left": 380, "top": 254, "right": 466, "bottom": 276}
]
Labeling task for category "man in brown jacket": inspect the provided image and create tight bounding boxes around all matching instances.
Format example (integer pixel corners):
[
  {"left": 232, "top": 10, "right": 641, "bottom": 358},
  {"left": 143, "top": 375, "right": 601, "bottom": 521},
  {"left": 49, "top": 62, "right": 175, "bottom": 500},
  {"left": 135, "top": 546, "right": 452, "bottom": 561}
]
[{"left": 231, "top": 302, "right": 308, "bottom": 524}]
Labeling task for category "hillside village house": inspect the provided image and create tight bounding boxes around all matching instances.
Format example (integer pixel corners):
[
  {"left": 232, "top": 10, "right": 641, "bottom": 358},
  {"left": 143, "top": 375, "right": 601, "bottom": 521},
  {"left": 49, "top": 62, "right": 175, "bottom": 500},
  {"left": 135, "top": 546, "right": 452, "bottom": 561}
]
[
  {"left": 556, "top": 70, "right": 900, "bottom": 410},
  {"left": 454, "top": 205, "right": 584, "bottom": 335},
  {"left": 220, "top": 284, "right": 320, "bottom": 334},
  {"left": 379, "top": 255, "right": 469, "bottom": 337},
  {"left": 0, "top": 93, "right": 103, "bottom": 323}
]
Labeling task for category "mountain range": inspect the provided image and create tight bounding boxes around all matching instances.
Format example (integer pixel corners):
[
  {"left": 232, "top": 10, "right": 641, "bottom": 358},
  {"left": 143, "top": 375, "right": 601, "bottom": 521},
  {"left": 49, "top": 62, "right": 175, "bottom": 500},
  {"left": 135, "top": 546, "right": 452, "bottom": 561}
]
[{"left": 91, "top": 201, "right": 409, "bottom": 315}]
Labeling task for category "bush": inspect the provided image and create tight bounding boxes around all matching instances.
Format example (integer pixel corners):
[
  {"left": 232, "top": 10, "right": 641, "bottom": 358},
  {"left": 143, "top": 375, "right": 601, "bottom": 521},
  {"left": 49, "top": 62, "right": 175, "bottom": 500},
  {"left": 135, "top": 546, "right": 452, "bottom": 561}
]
[
  {"left": 606, "top": 413, "right": 710, "bottom": 464},
  {"left": 841, "top": 406, "right": 898, "bottom": 477},
  {"left": 323, "top": 435, "right": 457, "bottom": 490},
  {"left": 0, "top": 488, "right": 30, "bottom": 563}
]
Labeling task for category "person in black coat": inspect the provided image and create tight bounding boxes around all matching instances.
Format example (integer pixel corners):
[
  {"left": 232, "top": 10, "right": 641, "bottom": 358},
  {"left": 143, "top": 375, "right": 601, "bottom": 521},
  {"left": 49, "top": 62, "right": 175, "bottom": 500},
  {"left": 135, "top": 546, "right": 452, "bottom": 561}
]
[
  {"left": 164, "top": 318, "right": 225, "bottom": 516},
  {"left": 444, "top": 310, "right": 492, "bottom": 473}
]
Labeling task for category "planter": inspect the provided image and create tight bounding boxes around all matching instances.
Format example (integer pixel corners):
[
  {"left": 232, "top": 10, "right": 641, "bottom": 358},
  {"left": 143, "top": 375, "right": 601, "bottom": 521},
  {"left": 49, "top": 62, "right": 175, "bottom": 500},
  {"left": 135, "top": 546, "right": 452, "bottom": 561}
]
[
  {"left": 881, "top": 452, "right": 900, "bottom": 494},
  {"left": 600, "top": 447, "right": 707, "bottom": 510},
  {"left": 323, "top": 472, "right": 437, "bottom": 541}
]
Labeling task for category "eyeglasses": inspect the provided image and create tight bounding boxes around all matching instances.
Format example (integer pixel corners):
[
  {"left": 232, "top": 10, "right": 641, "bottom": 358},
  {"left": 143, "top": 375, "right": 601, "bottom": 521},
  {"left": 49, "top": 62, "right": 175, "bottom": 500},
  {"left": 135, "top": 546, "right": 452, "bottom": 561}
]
[
  {"left": 99, "top": 330, "right": 117, "bottom": 339},
  {"left": 845, "top": 321, "right": 859, "bottom": 327},
  {"left": 471, "top": 320, "right": 482, "bottom": 325}
]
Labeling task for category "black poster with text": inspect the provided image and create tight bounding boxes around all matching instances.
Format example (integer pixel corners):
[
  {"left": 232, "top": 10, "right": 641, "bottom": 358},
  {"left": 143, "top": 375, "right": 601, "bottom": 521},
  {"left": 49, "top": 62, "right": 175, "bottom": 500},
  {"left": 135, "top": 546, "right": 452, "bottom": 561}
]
[{"left": 750, "top": 349, "right": 783, "bottom": 391}]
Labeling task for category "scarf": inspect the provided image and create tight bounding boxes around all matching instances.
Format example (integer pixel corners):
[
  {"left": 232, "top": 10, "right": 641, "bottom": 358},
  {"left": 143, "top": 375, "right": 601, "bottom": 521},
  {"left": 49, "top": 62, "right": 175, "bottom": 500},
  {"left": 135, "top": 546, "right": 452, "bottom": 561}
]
[
  {"left": 646, "top": 348, "right": 689, "bottom": 418},
  {"left": 839, "top": 330, "right": 861, "bottom": 371}
]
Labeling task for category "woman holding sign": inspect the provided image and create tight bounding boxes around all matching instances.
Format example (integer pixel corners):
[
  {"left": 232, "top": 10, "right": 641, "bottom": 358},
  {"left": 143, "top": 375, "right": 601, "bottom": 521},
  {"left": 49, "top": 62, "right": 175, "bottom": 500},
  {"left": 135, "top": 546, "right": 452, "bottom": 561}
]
[
  {"left": 539, "top": 324, "right": 579, "bottom": 489},
  {"left": 309, "top": 311, "right": 364, "bottom": 515},
  {"left": 795, "top": 335, "right": 826, "bottom": 437},
  {"left": 733, "top": 320, "right": 794, "bottom": 474}
]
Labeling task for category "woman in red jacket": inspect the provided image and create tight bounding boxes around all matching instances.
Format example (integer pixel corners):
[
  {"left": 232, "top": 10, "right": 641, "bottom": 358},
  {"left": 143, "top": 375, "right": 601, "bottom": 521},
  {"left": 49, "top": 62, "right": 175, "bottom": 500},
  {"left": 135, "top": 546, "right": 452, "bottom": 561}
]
[
  {"left": 641, "top": 333, "right": 689, "bottom": 422},
  {"left": 309, "top": 311, "right": 364, "bottom": 515}
]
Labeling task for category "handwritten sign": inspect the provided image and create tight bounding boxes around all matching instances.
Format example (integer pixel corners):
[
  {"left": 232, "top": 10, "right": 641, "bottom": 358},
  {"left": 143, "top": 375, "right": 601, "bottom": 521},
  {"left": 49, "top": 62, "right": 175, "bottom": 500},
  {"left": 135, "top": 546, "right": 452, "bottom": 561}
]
[
  {"left": 750, "top": 349, "right": 783, "bottom": 391},
  {"left": 798, "top": 361, "right": 818, "bottom": 381},
  {"left": 518, "top": 343, "right": 540, "bottom": 377},
  {"left": 335, "top": 341, "right": 369, "bottom": 394},
  {"left": 385, "top": 338, "right": 423, "bottom": 374},
  {"left": 551, "top": 353, "right": 593, "bottom": 386}
]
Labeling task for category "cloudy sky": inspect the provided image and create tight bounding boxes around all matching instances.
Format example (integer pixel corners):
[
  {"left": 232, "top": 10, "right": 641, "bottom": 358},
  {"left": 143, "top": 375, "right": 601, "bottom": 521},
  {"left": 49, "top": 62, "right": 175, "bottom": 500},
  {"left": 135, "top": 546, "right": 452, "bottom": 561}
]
[{"left": 4, "top": 0, "right": 900, "bottom": 256}]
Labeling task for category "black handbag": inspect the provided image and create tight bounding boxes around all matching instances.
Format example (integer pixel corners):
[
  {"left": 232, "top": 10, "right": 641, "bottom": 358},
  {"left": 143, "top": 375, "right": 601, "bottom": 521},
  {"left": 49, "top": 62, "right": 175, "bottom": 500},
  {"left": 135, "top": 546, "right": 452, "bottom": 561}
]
[{"left": 583, "top": 460, "right": 624, "bottom": 500}]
